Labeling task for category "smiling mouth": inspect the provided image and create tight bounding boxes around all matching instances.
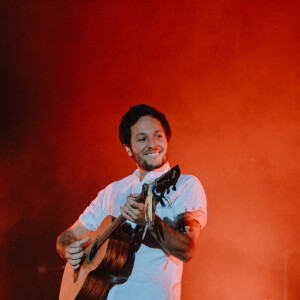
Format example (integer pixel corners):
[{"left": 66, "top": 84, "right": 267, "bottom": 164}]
[{"left": 144, "top": 151, "right": 161, "bottom": 157}]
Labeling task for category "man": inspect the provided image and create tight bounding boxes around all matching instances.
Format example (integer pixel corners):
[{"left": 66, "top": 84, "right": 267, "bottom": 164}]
[{"left": 56, "top": 104, "right": 207, "bottom": 300}]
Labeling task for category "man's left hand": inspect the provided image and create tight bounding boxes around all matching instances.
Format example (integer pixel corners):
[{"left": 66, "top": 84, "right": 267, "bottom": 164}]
[{"left": 121, "top": 193, "right": 147, "bottom": 227}]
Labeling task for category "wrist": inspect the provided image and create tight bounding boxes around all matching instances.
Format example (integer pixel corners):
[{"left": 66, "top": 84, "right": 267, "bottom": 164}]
[{"left": 56, "top": 231, "right": 76, "bottom": 259}]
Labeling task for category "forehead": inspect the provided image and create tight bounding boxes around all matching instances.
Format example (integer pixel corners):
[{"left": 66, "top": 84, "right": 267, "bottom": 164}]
[{"left": 130, "top": 115, "right": 164, "bottom": 135}]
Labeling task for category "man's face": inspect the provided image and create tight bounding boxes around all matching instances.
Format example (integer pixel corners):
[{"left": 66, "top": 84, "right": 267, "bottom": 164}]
[{"left": 125, "top": 115, "right": 168, "bottom": 172}]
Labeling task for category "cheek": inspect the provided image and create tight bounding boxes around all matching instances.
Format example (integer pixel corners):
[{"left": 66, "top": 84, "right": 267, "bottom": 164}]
[
  {"left": 131, "top": 145, "right": 142, "bottom": 157},
  {"left": 161, "top": 140, "right": 168, "bottom": 150}
]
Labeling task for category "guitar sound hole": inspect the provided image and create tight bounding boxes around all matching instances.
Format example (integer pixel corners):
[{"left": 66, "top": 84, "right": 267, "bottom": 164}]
[{"left": 87, "top": 240, "right": 98, "bottom": 263}]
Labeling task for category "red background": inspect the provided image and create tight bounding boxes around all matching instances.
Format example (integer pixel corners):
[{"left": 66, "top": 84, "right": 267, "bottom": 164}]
[{"left": 1, "top": 1, "right": 299, "bottom": 299}]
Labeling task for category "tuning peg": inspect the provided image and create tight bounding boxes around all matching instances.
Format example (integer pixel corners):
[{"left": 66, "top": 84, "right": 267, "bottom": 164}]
[{"left": 172, "top": 185, "right": 176, "bottom": 191}]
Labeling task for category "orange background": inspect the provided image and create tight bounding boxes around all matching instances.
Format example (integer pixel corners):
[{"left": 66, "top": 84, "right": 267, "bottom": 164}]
[{"left": 1, "top": 1, "right": 299, "bottom": 299}]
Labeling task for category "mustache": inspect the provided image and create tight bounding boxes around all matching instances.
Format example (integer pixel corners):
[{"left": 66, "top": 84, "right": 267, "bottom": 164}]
[{"left": 144, "top": 148, "right": 162, "bottom": 155}]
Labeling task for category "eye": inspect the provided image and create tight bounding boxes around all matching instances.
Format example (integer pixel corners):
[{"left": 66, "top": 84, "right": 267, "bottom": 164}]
[
  {"left": 155, "top": 134, "right": 162, "bottom": 139},
  {"left": 137, "top": 137, "right": 146, "bottom": 142}
]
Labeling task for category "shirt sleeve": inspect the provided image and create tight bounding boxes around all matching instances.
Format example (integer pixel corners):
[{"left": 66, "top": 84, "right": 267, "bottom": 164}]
[
  {"left": 79, "top": 183, "right": 113, "bottom": 231},
  {"left": 172, "top": 175, "right": 207, "bottom": 229}
]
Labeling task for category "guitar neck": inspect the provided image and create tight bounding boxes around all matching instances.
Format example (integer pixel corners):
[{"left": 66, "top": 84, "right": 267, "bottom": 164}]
[
  {"left": 97, "top": 187, "right": 146, "bottom": 245},
  {"left": 96, "top": 165, "right": 180, "bottom": 246}
]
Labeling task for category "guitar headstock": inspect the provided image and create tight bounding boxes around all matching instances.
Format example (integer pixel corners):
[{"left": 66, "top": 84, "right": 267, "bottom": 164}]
[{"left": 154, "top": 165, "right": 181, "bottom": 195}]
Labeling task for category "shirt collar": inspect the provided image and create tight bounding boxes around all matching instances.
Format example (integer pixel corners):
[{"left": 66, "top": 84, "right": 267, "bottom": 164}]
[{"left": 133, "top": 162, "right": 171, "bottom": 183}]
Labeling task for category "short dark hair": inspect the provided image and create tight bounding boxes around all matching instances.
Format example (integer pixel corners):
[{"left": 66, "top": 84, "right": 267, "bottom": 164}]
[{"left": 119, "top": 104, "right": 171, "bottom": 147}]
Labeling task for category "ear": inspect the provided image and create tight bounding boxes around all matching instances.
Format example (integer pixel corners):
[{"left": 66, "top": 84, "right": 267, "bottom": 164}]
[{"left": 123, "top": 144, "right": 133, "bottom": 157}]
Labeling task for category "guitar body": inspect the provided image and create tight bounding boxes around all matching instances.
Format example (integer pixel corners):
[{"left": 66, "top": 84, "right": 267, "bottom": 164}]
[{"left": 59, "top": 215, "right": 131, "bottom": 300}]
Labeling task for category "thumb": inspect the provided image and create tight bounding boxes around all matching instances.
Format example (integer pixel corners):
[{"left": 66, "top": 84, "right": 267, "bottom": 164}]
[
  {"left": 78, "top": 236, "right": 90, "bottom": 245},
  {"left": 130, "top": 193, "right": 139, "bottom": 197}
]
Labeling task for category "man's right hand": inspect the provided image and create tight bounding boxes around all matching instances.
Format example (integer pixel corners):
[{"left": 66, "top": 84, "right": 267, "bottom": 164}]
[
  {"left": 56, "top": 220, "right": 90, "bottom": 269},
  {"left": 64, "top": 237, "right": 90, "bottom": 270}
]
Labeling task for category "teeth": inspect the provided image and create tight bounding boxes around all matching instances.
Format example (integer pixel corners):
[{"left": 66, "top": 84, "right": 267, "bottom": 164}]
[{"left": 146, "top": 152, "right": 160, "bottom": 156}]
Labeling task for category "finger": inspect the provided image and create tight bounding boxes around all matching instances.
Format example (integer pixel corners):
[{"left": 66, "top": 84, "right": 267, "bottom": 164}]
[
  {"left": 126, "top": 196, "right": 136, "bottom": 207},
  {"left": 123, "top": 201, "right": 144, "bottom": 218},
  {"left": 66, "top": 246, "right": 83, "bottom": 254},
  {"left": 127, "top": 194, "right": 138, "bottom": 202},
  {"left": 78, "top": 237, "right": 90, "bottom": 245},
  {"left": 127, "top": 197, "right": 144, "bottom": 210},
  {"left": 71, "top": 237, "right": 90, "bottom": 248},
  {"left": 120, "top": 206, "right": 135, "bottom": 223},
  {"left": 123, "top": 203, "right": 132, "bottom": 213},
  {"left": 125, "top": 205, "right": 141, "bottom": 218},
  {"left": 68, "top": 258, "right": 82, "bottom": 266},
  {"left": 121, "top": 206, "right": 128, "bottom": 216},
  {"left": 121, "top": 206, "right": 147, "bottom": 226},
  {"left": 72, "top": 264, "right": 80, "bottom": 270},
  {"left": 68, "top": 258, "right": 82, "bottom": 268},
  {"left": 65, "top": 251, "right": 84, "bottom": 260},
  {"left": 129, "top": 193, "right": 139, "bottom": 198}
]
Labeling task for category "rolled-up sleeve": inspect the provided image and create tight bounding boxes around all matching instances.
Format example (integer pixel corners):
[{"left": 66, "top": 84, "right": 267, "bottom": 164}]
[
  {"left": 172, "top": 175, "right": 207, "bottom": 229},
  {"left": 79, "top": 183, "right": 113, "bottom": 231}
]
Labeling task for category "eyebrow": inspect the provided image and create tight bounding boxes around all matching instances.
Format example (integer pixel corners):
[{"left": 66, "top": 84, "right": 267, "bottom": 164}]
[{"left": 136, "top": 130, "right": 162, "bottom": 136}]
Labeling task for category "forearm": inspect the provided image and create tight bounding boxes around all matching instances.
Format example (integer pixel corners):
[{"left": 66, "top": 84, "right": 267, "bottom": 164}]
[
  {"left": 56, "top": 220, "right": 89, "bottom": 259},
  {"left": 121, "top": 195, "right": 200, "bottom": 261},
  {"left": 148, "top": 215, "right": 196, "bottom": 263}
]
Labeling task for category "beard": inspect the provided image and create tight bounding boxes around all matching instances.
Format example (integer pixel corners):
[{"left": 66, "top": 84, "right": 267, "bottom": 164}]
[{"left": 132, "top": 151, "right": 168, "bottom": 172}]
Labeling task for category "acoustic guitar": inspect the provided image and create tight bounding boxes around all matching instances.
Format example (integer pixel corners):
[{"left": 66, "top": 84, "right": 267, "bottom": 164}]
[{"left": 59, "top": 165, "right": 180, "bottom": 300}]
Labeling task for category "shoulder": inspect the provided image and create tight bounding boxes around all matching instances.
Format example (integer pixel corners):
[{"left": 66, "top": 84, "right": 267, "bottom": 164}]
[
  {"left": 177, "top": 174, "right": 203, "bottom": 189},
  {"left": 106, "top": 173, "right": 136, "bottom": 190},
  {"left": 96, "top": 173, "right": 136, "bottom": 198},
  {"left": 174, "top": 174, "right": 206, "bottom": 203}
]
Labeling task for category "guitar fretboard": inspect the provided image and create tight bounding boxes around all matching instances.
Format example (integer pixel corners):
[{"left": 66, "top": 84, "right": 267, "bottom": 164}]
[{"left": 95, "top": 192, "right": 144, "bottom": 249}]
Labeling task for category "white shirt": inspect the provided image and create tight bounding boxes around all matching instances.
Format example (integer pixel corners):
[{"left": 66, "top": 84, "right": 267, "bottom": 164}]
[{"left": 79, "top": 162, "right": 207, "bottom": 300}]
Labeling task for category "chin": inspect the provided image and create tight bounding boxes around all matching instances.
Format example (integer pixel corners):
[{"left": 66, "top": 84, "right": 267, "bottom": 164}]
[
  {"left": 133, "top": 151, "right": 167, "bottom": 172},
  {"left": 143, "top": 158, "right": 166, "bottom": 171}
]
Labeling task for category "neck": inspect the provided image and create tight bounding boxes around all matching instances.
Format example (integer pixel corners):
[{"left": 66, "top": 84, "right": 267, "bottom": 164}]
[
  {"left": 137, "top": 163, "right": 168, "bottom": 181},
  {"left": 138, "top": 170, "right": 147, "bottom": 181}
]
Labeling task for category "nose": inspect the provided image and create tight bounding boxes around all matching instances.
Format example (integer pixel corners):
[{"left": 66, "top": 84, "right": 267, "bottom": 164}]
[{"left": 148, "top": 137, "right": 158, "bottom": 148}]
